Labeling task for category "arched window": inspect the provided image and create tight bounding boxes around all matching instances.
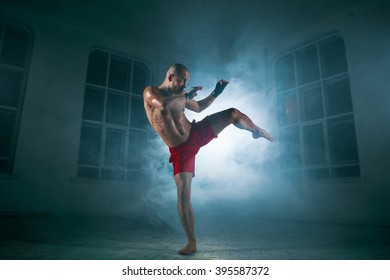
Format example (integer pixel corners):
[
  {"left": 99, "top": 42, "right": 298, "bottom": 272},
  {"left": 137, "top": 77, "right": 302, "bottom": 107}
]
[
  {"left": 0, "top": 21, "right": 32, "bottom": 174},
  {"left": 77, "top": 49, "right": 151, "bottom": 181},
  {"left": 275, "top": 34, "right": 360, "bottom": 180}
]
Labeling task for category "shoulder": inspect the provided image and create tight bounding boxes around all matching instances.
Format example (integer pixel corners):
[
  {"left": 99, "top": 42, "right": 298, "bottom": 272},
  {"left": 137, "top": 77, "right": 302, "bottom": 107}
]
[
  {"left": 143, "top": 85, "right": 155, "bottom": 95},
  {"left": 143, "top": 86, "right": 159, "bottom": 98}
]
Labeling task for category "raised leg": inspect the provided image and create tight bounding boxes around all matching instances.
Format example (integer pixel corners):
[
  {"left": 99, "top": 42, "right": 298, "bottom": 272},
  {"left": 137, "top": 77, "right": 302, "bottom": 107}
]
[
  {"left": 174, "top": 172, "right": 197, "bottom": 255},
  {"left": 208, "top": 108, "right": 272, "bottom": 141}
]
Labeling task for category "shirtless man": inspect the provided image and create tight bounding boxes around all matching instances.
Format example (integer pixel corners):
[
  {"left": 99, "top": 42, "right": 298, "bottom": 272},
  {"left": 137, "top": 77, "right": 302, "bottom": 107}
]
[{"left": 143, "top": 63, "right": 272, "bottom": 255}]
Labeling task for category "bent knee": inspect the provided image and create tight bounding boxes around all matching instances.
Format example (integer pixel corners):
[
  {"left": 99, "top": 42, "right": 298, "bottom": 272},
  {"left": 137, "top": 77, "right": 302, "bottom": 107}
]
[{"left": 227, "top": 108, "right": 241, "bottom": 121}]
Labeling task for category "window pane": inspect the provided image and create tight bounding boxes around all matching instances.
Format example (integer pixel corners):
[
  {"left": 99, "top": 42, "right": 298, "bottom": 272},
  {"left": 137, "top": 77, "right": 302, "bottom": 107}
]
[
  {"left": 104, "top": 128, "right": 125, "bottom": 167},
  {"left": 78, "top": 123, "right": 102, "bottom": 165},
  {"left": 101, "top": 168, "right": 125, "bottom": 180},
  {"left": 320, "top": 36, "right": 348, "bottom": 77},
  {"left": 0, "top": 109, "right": 16, "bottom": 157},
  {"left": 130, "top": 96, "right": 148, "bottom": 129},
  {"left": 77, "top": 167, "right": 100, "bottom": 179},
  {"left": 275, "top": 54, "right": 295, "bottom": 92},
  {"left": 303, "top": 123, "right": 326, "bottom": 165},
  {"left": 324, "top": 77, "right": 353, "bottom": 116},
  {"left": 274, "top": 35, "right": 358, "bottom": 180},
  {"left": 299, "top": 83, "right": 323, "bottom": 121},
  {"left": 279, "top": 126, "right": 301, "bottom": 166},
  {"left": 331, "top": 166, "right": 360, "bottom": 178},
  {"left": 277, "top": 90, "right": 298, "bottom": 126},
  {"left": 132, "top": 61, "right": 149, "bottom": 95},
  {"left": 127, "top": 131, "right": 146, "bottom": 169},
  {"left": 328, "top": 116, "right": 359, "bottom": 164},
  {"left": 305, "top": 168, "right": 329, "bottom": 179},
  {"left": 86, "top": 50, "right": 108, "bottom": 86},
  {"left": 82, "top": 87, "right": 105, "bottom": 121},
  {"left": 0, "top": 68, "right": 24, "bottom": 107},
  {"left": 296, "top": 45, "right": 320, "bottom": 85},
  {"left": 108, "top": 56, "right": 131, "bottom": 91},
  {"left": 0, "top": 27, "right": 30, "bottom": 68},
  {"left": 106, "top": 91, "right": 129, "bottom": 125},
  {"left": 79, "top": 49, "right": 151, "bottom": 180}
]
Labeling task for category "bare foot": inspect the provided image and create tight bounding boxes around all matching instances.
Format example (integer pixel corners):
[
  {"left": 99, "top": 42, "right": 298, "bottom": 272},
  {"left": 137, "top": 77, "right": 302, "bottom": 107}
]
[
  {"left": 253, "top": 127, "right": 273, "bottom": 141},
  {"left": 178, "top": 242, "right": 197, "bottom": 255}
]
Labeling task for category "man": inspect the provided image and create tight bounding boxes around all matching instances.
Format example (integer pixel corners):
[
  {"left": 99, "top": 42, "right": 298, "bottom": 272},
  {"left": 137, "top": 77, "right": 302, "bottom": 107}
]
[{"left": 143, "top": 63, "right": 272, "bottom": 255}]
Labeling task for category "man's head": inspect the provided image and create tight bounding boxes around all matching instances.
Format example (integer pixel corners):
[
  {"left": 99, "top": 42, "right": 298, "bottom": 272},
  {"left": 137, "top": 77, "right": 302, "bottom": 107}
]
[{"left": 166, "top": 63, "right": 190, "bottom": 94}]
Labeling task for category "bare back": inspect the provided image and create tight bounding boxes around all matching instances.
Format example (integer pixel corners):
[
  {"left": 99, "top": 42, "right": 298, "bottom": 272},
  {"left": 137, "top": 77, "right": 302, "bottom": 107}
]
[{"left": 143, "top": 86, "right": 192, "bottom": 147}]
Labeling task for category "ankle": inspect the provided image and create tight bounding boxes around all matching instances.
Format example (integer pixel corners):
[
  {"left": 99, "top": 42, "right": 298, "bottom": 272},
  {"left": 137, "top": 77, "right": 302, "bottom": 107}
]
[{"left": 188, "top": 238, "right": 196, "bottom": 244}]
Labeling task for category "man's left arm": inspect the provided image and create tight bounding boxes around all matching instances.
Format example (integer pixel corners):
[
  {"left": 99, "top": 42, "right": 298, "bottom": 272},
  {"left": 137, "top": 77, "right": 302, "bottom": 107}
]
[
  {"left": 185, "top": 94, "right": 215, "bottom": 112},
  {"left": 185, "top": 80, "right": 229, "bottom": 113}
]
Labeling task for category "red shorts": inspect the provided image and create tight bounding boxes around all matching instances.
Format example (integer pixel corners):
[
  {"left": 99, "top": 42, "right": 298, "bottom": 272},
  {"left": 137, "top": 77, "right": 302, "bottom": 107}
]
[{"left": 169, "top": 117, "right": 217, "bottom": 177}]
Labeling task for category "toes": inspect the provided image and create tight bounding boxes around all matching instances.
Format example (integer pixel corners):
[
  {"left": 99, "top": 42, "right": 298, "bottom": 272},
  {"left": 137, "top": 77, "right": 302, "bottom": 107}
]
[{"left": 178, "top": 246, "right": 197, "bottom": 255}]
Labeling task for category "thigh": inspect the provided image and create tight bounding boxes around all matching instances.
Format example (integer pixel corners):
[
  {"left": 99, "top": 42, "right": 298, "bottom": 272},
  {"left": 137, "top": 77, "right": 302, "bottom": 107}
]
[{"left": 207, "top": 109, "right": 233, "bottom": 135}]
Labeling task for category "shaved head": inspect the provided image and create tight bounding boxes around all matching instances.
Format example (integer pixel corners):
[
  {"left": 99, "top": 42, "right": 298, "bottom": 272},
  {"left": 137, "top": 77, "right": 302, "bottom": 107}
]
[{"left": 166, "top": 63, "right": 189, "bottom": 77}]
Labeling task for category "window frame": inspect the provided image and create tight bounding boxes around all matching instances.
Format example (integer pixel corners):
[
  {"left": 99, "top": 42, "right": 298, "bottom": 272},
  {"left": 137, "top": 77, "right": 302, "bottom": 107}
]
[
  {"left": 76, "top": 48, "right": 151, "bottom": 182},
  {"left": 0, "top": 20, "right": 33, "bottom": 176},
  {"left": 274, "top": 33, "right": 360, "bottom": 181}
]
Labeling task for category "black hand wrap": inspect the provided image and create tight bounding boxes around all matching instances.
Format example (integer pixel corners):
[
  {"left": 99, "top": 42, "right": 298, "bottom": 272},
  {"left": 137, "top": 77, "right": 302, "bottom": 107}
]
[
  {"left": 211, "top": 80, "right": 228, "bottom": 97},
  {"left": 184, "top": 87, "right": 198, "bottom": 100}
]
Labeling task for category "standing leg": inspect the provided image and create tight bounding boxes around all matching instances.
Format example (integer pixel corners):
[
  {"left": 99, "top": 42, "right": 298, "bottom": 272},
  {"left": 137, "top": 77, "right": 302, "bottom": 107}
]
[
  {"left": 208, "top": 108, "right": 272, "bottom": 141},
  {"left": 174, "top": 172, "right": 197, "bottom": 255}
]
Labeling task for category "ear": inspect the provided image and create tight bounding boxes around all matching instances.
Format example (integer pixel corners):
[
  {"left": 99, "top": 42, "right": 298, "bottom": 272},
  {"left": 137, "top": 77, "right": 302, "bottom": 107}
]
[{"left": 168, "top": 73, "right": 174, "bottom": 81}]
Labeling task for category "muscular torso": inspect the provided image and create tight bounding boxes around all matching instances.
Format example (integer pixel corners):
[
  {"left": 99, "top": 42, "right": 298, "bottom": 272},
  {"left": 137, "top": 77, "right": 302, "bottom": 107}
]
[{"left": 144, "top": 86, "right": 192, "bottom": 147}]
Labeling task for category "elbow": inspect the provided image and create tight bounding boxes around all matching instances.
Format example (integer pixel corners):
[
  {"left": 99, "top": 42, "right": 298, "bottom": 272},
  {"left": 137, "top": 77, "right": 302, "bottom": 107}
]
[
  {"left": 194, "top": 107, "right": 202, "bottom": 113},
  {"left": 195, "top": 102, "right": 205, "bottom": 113},
  {"left": 186, "top": 102, "right": 202, "bottom": 113},
  {"left": 192, "top": 105, "right": 203, "bottom": 113}
]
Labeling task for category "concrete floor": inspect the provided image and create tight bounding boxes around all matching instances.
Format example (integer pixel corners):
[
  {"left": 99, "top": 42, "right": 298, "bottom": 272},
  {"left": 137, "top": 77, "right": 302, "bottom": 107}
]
[{"left": 0, "top": 214, "right": 389, "bottom": 260}]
